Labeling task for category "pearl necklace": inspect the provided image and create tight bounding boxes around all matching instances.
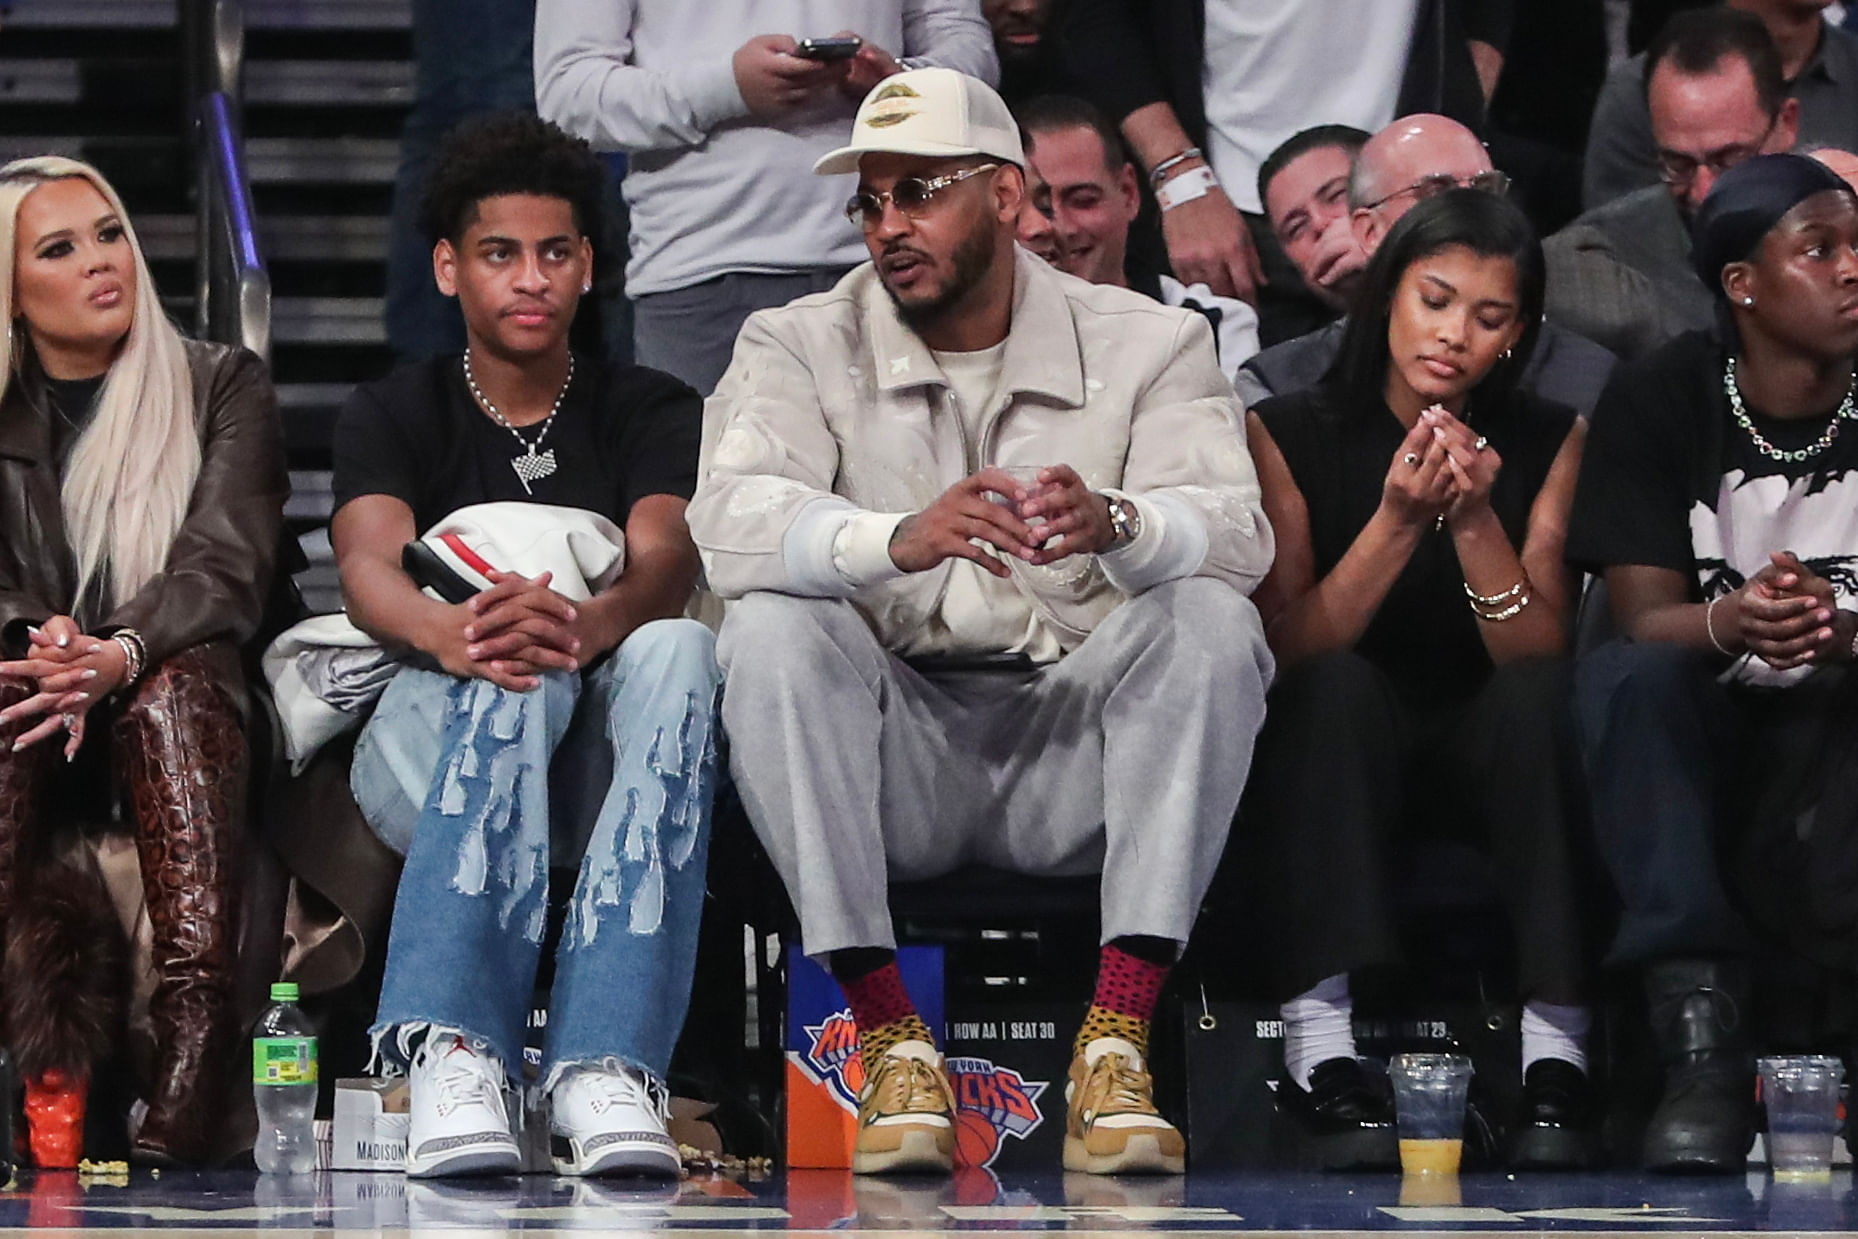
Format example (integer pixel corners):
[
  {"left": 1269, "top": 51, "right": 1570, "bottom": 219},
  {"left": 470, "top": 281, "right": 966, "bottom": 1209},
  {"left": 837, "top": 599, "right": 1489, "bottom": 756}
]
[
  {"left": 1722, "top": 355, "right": 1858, "bottom": 465},
  {"left": 463, "top": 349, "right": 575, "bottom": 494}
]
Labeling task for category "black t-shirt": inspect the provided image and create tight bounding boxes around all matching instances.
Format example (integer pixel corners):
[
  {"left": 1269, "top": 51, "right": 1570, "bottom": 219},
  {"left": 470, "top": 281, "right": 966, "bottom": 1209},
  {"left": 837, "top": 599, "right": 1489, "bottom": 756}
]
[
  {"left": 332, "top": 353, "right": 701, "bottom": 531},
  {"left": 1568, "top": 329, "right": 1858, "bottom": 686},
  {"left": 1258, "top": 381, "right": 1577, "bottom": 703},
  {"left": 43, "top": 373, "right": 102, "bottom": 469}
]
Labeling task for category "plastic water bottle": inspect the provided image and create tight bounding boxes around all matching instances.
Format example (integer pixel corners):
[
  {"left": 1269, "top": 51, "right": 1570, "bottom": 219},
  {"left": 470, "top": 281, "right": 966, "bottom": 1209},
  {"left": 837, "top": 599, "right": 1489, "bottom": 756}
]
[{"left": 253, "top": 981, "right": 318, "bottom": 1174}]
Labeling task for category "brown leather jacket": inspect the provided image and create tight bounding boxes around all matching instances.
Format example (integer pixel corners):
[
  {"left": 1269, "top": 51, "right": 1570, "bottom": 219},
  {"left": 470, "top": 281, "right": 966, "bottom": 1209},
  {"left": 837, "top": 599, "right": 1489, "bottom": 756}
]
[{"left": 0, "top": 339, "right": 288, "bottom": 668}]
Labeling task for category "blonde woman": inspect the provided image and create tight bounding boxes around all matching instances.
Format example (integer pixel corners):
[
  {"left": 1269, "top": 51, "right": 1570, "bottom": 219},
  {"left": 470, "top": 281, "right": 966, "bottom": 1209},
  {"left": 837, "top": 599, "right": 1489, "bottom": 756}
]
[{"left": 0, "top": 157, "right": 287, "bottom": 1165}]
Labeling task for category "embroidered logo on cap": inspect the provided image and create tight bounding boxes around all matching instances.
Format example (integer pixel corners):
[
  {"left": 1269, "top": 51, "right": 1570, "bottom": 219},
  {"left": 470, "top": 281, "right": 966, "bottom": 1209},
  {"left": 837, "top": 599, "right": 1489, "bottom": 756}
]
[{"left": 865, "top": 80, "right": 922, "bottom": 128}]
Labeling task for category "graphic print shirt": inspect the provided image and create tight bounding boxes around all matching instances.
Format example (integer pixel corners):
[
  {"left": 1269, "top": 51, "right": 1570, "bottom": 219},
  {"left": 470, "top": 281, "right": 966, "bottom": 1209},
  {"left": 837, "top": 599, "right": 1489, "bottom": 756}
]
[{"left": 1568, "top": 330, "right": 1858, "bottom": 687}]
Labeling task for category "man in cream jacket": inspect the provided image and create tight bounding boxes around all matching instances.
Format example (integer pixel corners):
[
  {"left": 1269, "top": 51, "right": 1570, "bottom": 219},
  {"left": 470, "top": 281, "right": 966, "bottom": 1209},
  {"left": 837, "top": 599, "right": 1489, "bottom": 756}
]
[{"left": 686, "top": 69, "right": 1274, "bottom": 1177}]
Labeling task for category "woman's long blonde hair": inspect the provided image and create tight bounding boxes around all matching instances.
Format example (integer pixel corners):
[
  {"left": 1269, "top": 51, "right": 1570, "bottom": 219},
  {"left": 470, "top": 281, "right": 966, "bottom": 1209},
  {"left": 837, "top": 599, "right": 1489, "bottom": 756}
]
[{"left": 0, "top": 156, "right": 199, "bottom": 612}]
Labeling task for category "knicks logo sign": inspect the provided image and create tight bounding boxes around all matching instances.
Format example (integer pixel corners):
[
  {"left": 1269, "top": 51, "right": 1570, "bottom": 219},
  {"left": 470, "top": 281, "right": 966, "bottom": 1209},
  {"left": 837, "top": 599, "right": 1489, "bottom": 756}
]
[
  {"left": 945, "top": 1056, "right": 1047, "bottom": 1168},
  {"left": 800, "top": 1010, "right": 867, "bottom": 1108}
]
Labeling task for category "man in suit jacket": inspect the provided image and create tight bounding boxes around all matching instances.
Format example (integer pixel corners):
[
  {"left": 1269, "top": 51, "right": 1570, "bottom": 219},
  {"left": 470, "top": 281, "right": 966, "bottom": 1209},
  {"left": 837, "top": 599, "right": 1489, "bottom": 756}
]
[{"left": 1544, "top": 8, "right": 1797, "bottom": 360}]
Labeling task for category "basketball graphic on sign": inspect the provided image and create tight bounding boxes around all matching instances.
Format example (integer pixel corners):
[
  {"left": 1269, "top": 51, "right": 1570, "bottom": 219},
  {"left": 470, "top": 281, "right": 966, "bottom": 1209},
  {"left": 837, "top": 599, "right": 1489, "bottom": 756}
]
[
  {"left": 945, "top": 1056, "right": 1048, "bottom": 1169},
  {"left": 954, "top": 1108, "right": 1000, "bottom": 1167}
]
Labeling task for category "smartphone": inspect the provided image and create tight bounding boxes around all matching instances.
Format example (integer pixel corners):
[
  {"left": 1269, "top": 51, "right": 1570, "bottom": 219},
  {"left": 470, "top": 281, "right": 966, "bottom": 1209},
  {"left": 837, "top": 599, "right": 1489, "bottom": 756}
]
[{"left": 793, "top": 35, "right": 862, "bottom": 60}]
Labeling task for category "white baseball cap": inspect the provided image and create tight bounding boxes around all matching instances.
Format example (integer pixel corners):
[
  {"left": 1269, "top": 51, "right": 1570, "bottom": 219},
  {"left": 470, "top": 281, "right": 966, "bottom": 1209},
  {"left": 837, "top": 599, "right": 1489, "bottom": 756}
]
[{"left": 814, "top": 67, "right": 1025, "bottom": 177}]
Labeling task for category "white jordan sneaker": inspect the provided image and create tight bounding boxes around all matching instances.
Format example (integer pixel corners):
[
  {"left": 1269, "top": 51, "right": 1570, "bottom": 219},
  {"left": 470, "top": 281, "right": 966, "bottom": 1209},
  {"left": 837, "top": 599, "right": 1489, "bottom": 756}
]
[
  {"left": 404, "top": 1033, "right": 521, "bottom": 1178},
  {"left": 548, "top": 1062, "right": 681, "bottom": 1178}
]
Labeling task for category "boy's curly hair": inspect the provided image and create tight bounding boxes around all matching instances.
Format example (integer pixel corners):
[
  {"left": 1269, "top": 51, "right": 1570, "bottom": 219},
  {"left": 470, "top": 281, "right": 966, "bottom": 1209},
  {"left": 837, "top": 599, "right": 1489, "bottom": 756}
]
[{"left": 419, "top": 111, "right": 607, "bottom": 246}]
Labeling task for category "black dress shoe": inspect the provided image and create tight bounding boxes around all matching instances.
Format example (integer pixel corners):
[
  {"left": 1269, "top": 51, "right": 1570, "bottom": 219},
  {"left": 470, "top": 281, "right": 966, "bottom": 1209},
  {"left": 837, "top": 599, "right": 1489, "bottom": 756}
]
[
  {"left": 1508, "top": 1058, "right": 1601, "bottom": 1170},
  {"left": 1644, "top": 1052, "right": 1754, "bottom": 1173},
  {"left": 1277, "top": 1057, "right": 1400, "bottom": 1171}
]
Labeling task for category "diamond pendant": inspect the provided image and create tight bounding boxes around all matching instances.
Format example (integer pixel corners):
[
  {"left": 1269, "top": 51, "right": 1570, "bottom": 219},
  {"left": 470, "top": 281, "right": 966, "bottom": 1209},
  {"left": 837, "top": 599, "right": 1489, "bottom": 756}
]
[{"left": 512, "top": 446, "right": 557, "bottom": 494}]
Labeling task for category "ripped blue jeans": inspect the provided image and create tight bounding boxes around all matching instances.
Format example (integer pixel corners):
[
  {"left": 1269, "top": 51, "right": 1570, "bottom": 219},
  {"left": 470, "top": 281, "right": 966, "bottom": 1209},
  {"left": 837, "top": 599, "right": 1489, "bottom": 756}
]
[{"left": 352, "top": 618, "right": 720, "bottom": 1086}]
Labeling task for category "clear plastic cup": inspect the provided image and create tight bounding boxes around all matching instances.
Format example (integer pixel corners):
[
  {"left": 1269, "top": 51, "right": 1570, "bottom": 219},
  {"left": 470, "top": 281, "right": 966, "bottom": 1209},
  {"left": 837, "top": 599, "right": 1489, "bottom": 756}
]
[
  {"left": 989, "top": 465, "right": 1050, "bottom": 510},
  {"left": 1390, "top": 1053, "right": 1474, "bottom": 1176},
  {"left": 1758, "top": 1055, "right": 1844, "bottom": 1179},
  {"left": 988, "top": 465, "right": 1053, "bottom": 553},
  {"left": 1398, "top": 1172, "right": 1463, "bottom": 1207}
]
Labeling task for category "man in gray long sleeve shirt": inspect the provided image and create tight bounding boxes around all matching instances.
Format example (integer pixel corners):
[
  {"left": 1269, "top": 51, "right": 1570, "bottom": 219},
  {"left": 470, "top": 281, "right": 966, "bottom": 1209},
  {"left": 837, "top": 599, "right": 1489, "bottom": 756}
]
[{"left": 534, "top": 1, "right": 998, "bottom": 395}]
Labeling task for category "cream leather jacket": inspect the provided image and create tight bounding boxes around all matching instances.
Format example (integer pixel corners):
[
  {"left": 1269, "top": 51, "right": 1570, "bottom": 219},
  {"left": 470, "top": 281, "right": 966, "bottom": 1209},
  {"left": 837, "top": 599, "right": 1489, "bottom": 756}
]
[{"left": 687, "top": 247, "right": 1273, "bottom": 655}]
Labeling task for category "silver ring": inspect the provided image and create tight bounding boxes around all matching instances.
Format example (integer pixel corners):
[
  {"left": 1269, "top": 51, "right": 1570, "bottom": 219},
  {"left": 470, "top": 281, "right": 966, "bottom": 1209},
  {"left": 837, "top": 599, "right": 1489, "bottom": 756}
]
[
  {"left": 1402, "top": 452, "right": 1421, "bottom": 466},
  {"left": 60, "top": 713, "right": 75, "bottom": 731},
  {"left": 1473, "top": 436, "right": 1490, "bottom": 452}
]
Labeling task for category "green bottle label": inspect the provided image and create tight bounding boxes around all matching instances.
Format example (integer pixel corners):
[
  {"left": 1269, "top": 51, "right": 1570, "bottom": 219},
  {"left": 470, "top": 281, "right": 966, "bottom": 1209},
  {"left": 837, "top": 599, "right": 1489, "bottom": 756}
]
[{"left": 253, "top": 1036, "right": 318, "bottom": 1085}]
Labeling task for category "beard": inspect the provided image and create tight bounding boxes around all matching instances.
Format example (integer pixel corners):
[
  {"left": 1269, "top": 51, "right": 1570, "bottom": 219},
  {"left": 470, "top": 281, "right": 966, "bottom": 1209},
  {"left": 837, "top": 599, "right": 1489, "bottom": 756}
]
[{"left": 880, "top": 218, "right": 1000, "bottom": 332}]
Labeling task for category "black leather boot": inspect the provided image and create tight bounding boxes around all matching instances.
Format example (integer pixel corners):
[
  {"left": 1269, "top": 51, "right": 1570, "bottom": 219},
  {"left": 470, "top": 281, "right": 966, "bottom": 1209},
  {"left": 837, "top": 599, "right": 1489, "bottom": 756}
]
[{"left": 1642, "top": 959, "right": 1755, "bottom": 1173}]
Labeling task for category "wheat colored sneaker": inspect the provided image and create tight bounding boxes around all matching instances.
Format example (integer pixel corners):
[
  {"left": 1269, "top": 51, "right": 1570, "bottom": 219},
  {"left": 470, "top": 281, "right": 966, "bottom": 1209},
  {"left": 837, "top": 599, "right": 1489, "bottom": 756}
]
[
  {"left": 1064, "top": 1037, "right": 1187, "bottom": 1175},
  {"left": 852, "top": 1040, "right": 956, "bottom": 1175}
]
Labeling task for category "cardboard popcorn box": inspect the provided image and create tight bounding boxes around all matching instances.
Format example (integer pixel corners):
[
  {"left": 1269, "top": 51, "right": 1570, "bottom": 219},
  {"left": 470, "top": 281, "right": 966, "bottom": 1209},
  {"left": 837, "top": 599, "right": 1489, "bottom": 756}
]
[
  {"left": 330, "top": 1078, "right": 410, "bottom": 1171},
  {"left": 784, "top": 945, "right": 945, "bottom": 1168}
]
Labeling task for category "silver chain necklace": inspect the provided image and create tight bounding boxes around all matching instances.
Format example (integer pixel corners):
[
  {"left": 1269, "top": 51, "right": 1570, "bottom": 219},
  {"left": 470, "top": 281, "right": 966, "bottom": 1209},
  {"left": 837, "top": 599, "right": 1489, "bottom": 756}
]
[
  {"left": 1723, "top": 355, "right": 1858, "bottom": 465},
  {"left": 463, "top": 348, "right": 574, "bottom": 494}
]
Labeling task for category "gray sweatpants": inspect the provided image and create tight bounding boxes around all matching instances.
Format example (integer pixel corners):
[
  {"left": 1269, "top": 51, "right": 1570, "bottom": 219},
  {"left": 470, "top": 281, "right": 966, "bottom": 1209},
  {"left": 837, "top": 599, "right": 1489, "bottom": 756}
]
[{"left": 716, "top": 578, "right": 1274, "bottom": 958}]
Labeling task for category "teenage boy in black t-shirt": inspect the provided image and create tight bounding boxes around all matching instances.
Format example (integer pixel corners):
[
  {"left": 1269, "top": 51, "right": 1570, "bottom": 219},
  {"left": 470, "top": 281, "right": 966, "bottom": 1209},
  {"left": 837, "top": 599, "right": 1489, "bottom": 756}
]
[
  {"left": 1569, "top": 155, "right": 1858, "bottom": 1174},
  {"left": 329, "top": 113, "right": 718, "bottom": 1180}
]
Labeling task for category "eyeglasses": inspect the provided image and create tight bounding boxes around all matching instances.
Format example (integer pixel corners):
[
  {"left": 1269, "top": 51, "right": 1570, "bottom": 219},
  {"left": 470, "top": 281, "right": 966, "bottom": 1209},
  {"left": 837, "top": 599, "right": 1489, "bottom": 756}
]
[
  {"left": 844, "top": 163, "right": 1000, "bottom": 228},
  {"left": 1363, "top": 170, "right": 1510, "bottom": 213},
  {"left": 1655, "top": 117, "right": 1778, "bottom": 188}
]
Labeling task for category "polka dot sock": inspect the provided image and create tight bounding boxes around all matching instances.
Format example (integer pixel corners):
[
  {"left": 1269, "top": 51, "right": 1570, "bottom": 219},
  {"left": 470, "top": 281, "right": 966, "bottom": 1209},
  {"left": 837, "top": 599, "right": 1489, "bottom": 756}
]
[
  {"left": 835, "top": 956, "right": 936, "bottom": 1063},
  {"left": 1075, "top": 940, "right": 1173, "bottom": 1058}
]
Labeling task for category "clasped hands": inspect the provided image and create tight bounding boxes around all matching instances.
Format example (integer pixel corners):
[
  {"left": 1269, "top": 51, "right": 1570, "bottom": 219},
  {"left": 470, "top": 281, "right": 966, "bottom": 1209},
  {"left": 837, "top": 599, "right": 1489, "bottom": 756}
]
[
  {"left": 1381, "top": 404, "right": 1501, "bottom": 530},
  {"left": 433, "top": 570, "right": 593, "bottom": 693},
  {"left": 0, "top": 615, "right": 131, "bottom": 758},
  {"left": 1721, "top": 551, "right": 1856, "bottom": 671},
  {"left": 887, "top": 465, "right": 1117, "bottom": 577}
]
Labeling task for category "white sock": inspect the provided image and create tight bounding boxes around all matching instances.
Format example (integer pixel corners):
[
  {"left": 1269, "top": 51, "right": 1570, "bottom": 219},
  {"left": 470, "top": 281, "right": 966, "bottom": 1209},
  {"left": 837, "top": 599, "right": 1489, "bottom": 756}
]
[
  {"left": 1521, "top": 1000, "right": 1591, "bottom": 1075},
  {"left": 1282, "top": 974, "right": 1355, "bottom": 1090}
]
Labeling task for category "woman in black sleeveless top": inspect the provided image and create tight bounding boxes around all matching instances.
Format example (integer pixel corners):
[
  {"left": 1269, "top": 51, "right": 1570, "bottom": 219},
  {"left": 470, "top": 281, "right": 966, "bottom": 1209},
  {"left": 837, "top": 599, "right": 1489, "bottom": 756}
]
[{"left": 1242, "top": 192, "right": 1594, "bottom": 1172}]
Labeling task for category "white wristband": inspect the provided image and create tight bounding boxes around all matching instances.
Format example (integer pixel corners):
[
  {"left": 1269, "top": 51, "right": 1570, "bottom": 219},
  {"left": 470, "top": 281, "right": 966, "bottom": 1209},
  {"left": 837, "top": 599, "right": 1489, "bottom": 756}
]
[{"left": 1156, "top": 165, "right": 1218, "bottom": 212}]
